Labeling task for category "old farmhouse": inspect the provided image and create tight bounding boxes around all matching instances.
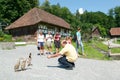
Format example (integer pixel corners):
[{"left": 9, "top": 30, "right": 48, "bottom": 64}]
[
  {"left": 91, "top": 27, "right": 101, "bottom": 38},
  {"left": 5, "top": 8, "right": 70, "bottom": 41},
  {"left": 110, "top": 27, "right": 120, "bottom": 38}
]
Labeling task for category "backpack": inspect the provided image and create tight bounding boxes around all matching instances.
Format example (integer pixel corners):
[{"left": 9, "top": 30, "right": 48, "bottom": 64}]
[{"left": 73, "top": 33, "right": 77, "bottom": 42}]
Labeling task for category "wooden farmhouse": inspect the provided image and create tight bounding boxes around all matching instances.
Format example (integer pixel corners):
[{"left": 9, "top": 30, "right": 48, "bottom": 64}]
[
  {"left": 5, "top": 8, "right": 71, "bottom": 41},
  {"left": 91, "top": 27, "right": 101, "bottom": 38},
  {"left": 110, "top": 27, "right": 120, "bottom": 38}
]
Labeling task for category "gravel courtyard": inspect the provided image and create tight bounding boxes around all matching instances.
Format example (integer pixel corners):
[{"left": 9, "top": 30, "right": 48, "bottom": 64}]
[{"left": 0, "top": 45, "right": 120, "bottom": 80}]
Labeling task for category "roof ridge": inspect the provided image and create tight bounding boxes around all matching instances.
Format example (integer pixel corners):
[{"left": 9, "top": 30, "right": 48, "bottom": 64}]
[{"left": 5, "top": 7, "right": 70, "bottom": 30}]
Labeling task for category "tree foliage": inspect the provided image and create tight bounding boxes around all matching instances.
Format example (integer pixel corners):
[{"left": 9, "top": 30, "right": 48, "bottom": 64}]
[
  {"left": 114, "top": 6, "right": 120, "bottom": 27},
  {"left": 0, "top": 0, "right": 39, "bottom": 24},
  {"left": 1, "top": 0, "right": 120, "bottom": 39},
  {"left": 32, "top": 0, "right": 120, "bottom": 38}
]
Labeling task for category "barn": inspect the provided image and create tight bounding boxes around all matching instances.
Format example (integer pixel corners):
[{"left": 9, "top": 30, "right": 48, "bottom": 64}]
[{"left": 5, "top": 8, "right": 71, "bottom": 41}]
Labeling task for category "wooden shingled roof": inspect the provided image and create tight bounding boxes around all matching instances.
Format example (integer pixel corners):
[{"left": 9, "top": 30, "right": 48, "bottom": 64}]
[
  {"left": 5, "top": 8, "right": 70, "bottom": 30},
  {"left": 110, "top": 27, "right": 120, "bottom": 36}
]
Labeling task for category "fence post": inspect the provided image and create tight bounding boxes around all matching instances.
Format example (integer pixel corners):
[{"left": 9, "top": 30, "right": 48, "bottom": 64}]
[{"left": 108, "top": 40, "right": 111, "bottom": 56}]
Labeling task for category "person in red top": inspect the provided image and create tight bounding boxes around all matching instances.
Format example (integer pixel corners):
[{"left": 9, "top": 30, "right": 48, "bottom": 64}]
[{"left": 54, "top": 32, "right": 61, "bottom": 53}]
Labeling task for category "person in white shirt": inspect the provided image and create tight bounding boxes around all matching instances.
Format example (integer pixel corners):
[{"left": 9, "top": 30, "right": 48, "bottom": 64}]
[
  {"left": 46, "top": 31, "right": 53, "bottom": 54},
  {"left": 37, "top": 31, "right": 45, "bottom": 55}
]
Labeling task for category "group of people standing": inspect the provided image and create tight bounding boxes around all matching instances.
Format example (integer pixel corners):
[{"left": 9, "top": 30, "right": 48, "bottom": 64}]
[
  {"left": 36, "top": 31, "right": 61, "bottom": 55},
  {"left": 36, "top": 28, "right": 85, "bottom": 70}
]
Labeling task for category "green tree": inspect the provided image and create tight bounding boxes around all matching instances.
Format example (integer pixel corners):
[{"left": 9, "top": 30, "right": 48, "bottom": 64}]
[
  {"left": 50, "top": 4, "right": 61, "bottom": 17},
  {"left": 108, "top": 9, "right": 116, "bottom": 28},
  {"left": 94, "top": 24, "right": 107, "bottom": 37},
  {"left": 114, "top": 6, "right": 120, "bottom": 27},
  {"left": 40, "top": 1, "right": 75, "bottom": 31},
  {"left": 0, "top": 0, "right": 39, "bottom": 24},
  {"left": 39, "top": 1, "right": 120, "bottom": 38},
  {"left": 78, "top": 11, "right": 114, "bottom": 37},
  {"left": 40, "top": 0, "right": 51, "bottom": 12}
]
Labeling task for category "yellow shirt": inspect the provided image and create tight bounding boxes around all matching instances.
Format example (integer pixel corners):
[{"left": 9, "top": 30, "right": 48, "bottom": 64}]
[{"left": 59, "top": 44, "right": 78, "bottom": 62}]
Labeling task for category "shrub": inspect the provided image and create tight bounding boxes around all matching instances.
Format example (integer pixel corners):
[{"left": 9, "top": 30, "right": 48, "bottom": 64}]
[
  {"left": 0, "top": 31, "right": 12, "bottom": 42},
  {"left": 0, "top": 31, "right": 4, "bottom": 37},
  {"left": 3, "top": 34, "right": 12, "bottom": 42},
  {"left": 0, "top": 37, "right": 4, "bottom": 41}
]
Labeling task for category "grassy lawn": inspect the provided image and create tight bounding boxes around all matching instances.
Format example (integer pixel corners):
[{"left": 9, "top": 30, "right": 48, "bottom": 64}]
[
  {"left": 93, "top": 41, "right": 108, "bottom": 51},
  {"left": 111, "top": 48, "right": 120, "bottom": 54},
  {"left": 83, "top": 43, "right": 109, "bottom": 60},
  {"left": 93, "top": 41, "right": 120, "bottom": 54},
  {"left": 72, "top": 41, "right": 110, "bottom": 60}
]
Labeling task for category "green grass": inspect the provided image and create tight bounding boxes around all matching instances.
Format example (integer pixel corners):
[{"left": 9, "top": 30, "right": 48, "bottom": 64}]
[
  {"left": 93, "top": 41, "right": 120, "bottom": 54},
  {"left": 93, "top": 41, "right": 108, "bottom": 51},
  {"left": 72, "top": 41, "right": 110, "bottom": 60},
  {"left": 111, "top": 39, "right": 120, "bottom": 53},
  {"left": 111, "top": 48, "right": 120, "bottom": 53},
  {"left": 83, "top": 42, "right": 110, "bottom": 60}
]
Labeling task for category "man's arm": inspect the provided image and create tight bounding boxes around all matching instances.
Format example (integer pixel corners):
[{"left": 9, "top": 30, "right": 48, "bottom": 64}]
[{"left": 47, "top": 53, "right": 61, "bottom": 59}]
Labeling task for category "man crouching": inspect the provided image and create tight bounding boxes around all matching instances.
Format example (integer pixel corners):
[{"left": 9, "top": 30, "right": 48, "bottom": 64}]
[{"left": 47, "top": 40, "right": 78, "bottom": 70}]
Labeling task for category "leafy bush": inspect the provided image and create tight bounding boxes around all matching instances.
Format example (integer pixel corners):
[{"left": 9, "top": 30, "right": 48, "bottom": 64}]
[
  {"left": 0, "top": 31, "right": 4, "bottom": 37},
  {"left": 15, "top": 38, "right": 23, "bottom": 42},
  {"left": 0, "top": 31, "right": 12, "bottom": 42},
  {"left": 3, "top": 34, "right": 12, "bottom": 42},
  {"left": 0, "top": 37, "right": 4, "bottom": 41}
]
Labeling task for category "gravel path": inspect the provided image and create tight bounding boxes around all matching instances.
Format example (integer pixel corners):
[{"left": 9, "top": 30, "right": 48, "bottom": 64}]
[{"left": 0, "top": 45, "right": 120, "bottom": 80}]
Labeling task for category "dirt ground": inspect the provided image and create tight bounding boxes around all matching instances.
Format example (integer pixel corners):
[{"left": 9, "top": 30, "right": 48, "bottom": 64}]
[{"left": 0, "top": 45, "right": 120, "bottom": 80}]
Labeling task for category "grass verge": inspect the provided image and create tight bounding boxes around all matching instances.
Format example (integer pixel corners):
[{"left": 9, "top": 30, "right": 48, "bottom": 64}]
[
  {"left": 93, "top": 41, "right": 120, "bottom": 54},
  {"left": 72, "top": 41, "right": 110, "bottom": 60}
]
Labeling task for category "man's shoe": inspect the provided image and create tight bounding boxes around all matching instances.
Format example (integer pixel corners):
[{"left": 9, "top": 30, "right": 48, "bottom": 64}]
[
  {"left": 72, "top": 64, "right": 75, "bottom": 68},
  {"left": 58, "top": 66, "right": 73, "bottom": 70},
  {"left": 69, "top": 62, "right": 75, "bottom": 68},
  {"left": 65, "top": 67, "right": 73, "bottom": 70},
  {"left": 37, "top": 53, "right": 40, "bottom": 55}
]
